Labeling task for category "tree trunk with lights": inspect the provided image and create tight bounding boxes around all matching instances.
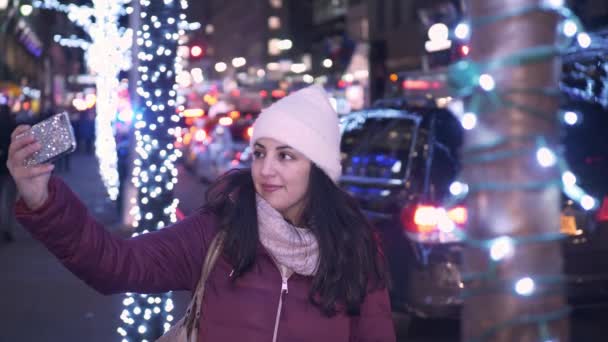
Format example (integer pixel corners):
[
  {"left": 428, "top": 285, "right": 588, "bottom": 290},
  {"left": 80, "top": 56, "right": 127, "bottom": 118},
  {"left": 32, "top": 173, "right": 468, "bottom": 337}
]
[
  {"left": 461, "top": 0, "right": 568, "bottom": 341},
  {"left": 119, "top": 0, "right": 185, "bottom": 340}
]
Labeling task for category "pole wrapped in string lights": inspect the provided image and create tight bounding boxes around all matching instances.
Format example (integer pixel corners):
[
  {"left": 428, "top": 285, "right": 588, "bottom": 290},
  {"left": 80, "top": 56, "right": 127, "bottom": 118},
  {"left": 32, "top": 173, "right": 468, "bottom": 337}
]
[
  {"left": 118, "top": 0, "right": 188, "bottom": 340},
  {"left": 438, "top": 1, "right": 602, "bottom": 341},
  {"left": 33, "top": 0, "right": 133, "bottom": 200}
]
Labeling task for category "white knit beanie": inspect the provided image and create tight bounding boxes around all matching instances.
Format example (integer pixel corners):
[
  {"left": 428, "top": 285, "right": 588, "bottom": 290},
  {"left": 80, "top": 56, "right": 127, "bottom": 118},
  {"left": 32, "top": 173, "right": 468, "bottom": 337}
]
[{"left": 251, "top": 84, "right": 342, "bottom": 182}]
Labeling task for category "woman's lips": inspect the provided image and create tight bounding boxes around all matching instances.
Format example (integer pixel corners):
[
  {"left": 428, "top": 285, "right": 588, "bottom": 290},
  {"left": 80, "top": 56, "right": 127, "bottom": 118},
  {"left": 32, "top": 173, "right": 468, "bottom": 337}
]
[{"left": 261, "top": 184, "right": 282, "bottom": 193}]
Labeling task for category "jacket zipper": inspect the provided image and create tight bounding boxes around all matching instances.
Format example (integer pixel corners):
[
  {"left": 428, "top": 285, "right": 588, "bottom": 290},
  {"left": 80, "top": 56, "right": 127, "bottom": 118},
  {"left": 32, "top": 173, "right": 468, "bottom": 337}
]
[{"left": 272, "top": 277, "right": 289, "bottom": 342}]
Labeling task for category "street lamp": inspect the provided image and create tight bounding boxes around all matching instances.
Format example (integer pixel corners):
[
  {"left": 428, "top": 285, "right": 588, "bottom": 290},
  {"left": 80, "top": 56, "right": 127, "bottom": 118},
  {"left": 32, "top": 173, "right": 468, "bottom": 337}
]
[{"left": 322, "top": 58, "right": 333, "bottom": 68}]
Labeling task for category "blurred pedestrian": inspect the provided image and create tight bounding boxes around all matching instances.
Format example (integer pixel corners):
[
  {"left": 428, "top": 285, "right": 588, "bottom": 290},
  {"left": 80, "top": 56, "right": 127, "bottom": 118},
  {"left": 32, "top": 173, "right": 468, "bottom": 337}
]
[
  {"left": 79, "top": 109, "right": 95, "bottom": 154},
  {"left": 8, "top": 85, "right": 395, "bottom": 341},
  {"left": 0, "top": 104, "right": 17, "bottom": 242}
]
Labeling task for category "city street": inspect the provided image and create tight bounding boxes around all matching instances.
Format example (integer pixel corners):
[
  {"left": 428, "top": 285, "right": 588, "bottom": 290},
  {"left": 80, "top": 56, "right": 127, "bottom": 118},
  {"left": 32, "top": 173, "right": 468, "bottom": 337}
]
[{"left": 3, "top": 153, "right": 606, "bottom": 341}]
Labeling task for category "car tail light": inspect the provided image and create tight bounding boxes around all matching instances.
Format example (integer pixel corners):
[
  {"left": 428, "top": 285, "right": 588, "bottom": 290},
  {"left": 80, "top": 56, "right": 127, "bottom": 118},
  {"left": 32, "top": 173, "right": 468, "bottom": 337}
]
[
  {"left": 596, "top": 196, "right": 608, "bottom": 222},
  {"left": 194, "top": 129, "right": 207, "bottom": 142},
  {"left": 403, "top": 204, "right": 468, "bottom": 243}
]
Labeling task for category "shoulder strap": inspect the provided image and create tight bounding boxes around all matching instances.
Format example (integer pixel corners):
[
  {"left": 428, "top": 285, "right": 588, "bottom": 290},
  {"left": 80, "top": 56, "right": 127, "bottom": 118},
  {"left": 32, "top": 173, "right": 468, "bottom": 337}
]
[{"left": 185, "top": 231, "right": 225, "bottom": 341}]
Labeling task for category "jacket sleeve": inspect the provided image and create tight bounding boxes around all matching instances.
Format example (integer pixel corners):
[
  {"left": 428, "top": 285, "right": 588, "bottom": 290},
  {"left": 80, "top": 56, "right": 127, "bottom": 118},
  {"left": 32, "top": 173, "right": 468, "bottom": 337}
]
[
  {"left": 350, "top": 286, "right": 396, "bottom": 342},
  {"left": 14, "top": 176, "right": 216, "bottom": 295}
]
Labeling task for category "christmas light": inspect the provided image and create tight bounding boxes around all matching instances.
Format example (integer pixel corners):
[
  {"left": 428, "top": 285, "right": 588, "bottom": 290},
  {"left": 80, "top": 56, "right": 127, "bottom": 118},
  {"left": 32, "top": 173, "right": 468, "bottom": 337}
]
[
  {"left": 576, "top": 32, "right": 591, "bottom": 48},
  {"left": 113, "top": 0, "right": 188, "bottom": 339},
  {"left": 489, "top": 236, "right": 515, "bottom": 261},
  {"left": 515, "top": 277, "right": 535, "bottom": 296},
  {"left": 34, "top": 0, "right": 133, "bottom": 200},
  {"left": 536, "top": 147, "right": 557, "bottom": 167},
  {"left": 461, "top": 112, "right": 478, "bottom": 130},
  {"left": 454, "top": 22, "right": 470, "bottom": 40}
]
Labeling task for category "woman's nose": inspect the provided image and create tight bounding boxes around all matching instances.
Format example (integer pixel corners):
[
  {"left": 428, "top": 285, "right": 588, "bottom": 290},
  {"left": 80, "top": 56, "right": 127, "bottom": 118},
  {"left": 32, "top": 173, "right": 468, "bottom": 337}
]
[{"left": 260, "top": 156, "right": 276, "bottom": 177}]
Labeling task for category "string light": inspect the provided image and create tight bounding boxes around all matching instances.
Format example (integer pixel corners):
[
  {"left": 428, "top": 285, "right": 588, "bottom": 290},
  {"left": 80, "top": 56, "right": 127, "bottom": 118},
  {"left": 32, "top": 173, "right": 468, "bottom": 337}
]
[
  {"left": 118, "top": 0, "right": 188, "bottom": 339},
  {"left": 489, "top": 236, "right": 515, "bottom": 261},
  {"left": 34, "top": 0, "right": 132, "bottom": 200},
  {"left": 444, "top": 2, "right": 600, "bottom": 341},
  {"left": 514, "top": 277, "right": 535, "bottom": 296}
]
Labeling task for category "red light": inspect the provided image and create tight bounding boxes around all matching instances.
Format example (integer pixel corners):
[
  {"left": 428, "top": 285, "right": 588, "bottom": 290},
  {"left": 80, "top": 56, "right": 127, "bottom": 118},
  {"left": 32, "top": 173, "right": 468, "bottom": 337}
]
[
  {"left": 259, "top": 90, "right": 268, "bottom": 98},
  {"left": 597, "top": 197, "right": 608, "bottom": 222},
  {"left": 402, "top": 80, "right": 431, "bottom": 90},
  {"left": 460, "top": 45, "right": 470, "bottom": 56},
  {"left": 190, "top": 45, "right": 203, "bottom": 58},
  {"left": 337, "top": 80, "right": 346, "bottom": 88},
  {"left": 272, "top": 89, "right": 286, "bottom": 98},
  {"left": 231, "top": 89, "right": 241, "bottom": 97},
  {"left": 219, "top": 117, "right": 233, "bottom": 126},
  {"left": 23, "top": 102, "right": 31, "bottom": 111},
  {"left": 403, "top": 205, "right": 468, "bottom": 235}
]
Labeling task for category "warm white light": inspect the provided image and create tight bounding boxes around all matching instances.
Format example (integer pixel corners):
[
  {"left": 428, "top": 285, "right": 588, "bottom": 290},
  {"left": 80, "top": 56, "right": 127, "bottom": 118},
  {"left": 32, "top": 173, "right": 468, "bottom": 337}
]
[
  {"left": 428, "top": 23, "right": 449, "bottom": 41},
  {"left": 232, "top": 57, "right": 246, "bottom": 68},
  {"left": 303, "top": 74, "right": 314, "bottom": 83},
  {"left": 454, "top": 22, "right": 470, "bottom": 40},
  {"left": 290, "top": 63, "right": 306, "bottom": 73},
  {"left": 581, "top": 195, "right": 596, "bottom": 210},
  {"left": 138, "top": 325, "right": 147, "bottom": 334},
  {"left": 562, "top": 20, "right": 578, "bottom": 37},
  {"left": 461, "top": 112, "right": 477, "bottom": 130},
  {"left": 562, "top": 171, "right": 577, "bottom": 187},
  {"left": 542, "top": 0, "right": 564, "bottom": 8},
  {"left": 479, "top": 74, "right": 496, "bottom": 91},
  {"left": 257, "top": 69, "right": 266, "bottom": 78},
  {"left": 215, "top": 62, "right": 227, "bottom": 72},
  {"left": 20, "top": 4, "right": 33, "bottom": 16},
  {"left": 536, "top": 147, "right": 556, "bottom": 167},
  {"left": 267, "top": 62, "right": 280, "bottom": 71},
  {"left": 322, "top": 58, "right": 333, "bottom": 68},
  {"left": 278, "top": 39, "right": 293, "bottom": 50},
  {"left": 577, "top": 32, "right": 591, "bottom": 48},
  {"left": 563, "top": 111, "right": 578, "bottom": 125},
  {"left": 436, "top": 209, "right": 455, "bottom": 233},
  {"left": 490, "top": 236, "right": 514, "bottom": 261},
  {"left": 515, "top": 277, "right": 535, "bottom": 296}
]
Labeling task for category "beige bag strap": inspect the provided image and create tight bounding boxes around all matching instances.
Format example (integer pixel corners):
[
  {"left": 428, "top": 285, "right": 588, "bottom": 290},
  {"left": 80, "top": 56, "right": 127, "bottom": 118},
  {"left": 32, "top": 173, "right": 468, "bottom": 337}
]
[
  {"left": 183, "top": 231, "right": 225, "bottom": 341},
  {"left": 156, "top": 231, "right": 225, "bottom": 342}
]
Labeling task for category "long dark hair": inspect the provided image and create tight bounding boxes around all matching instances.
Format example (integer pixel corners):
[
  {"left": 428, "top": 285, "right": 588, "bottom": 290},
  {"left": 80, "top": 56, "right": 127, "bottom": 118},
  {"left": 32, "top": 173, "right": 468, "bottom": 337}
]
[{"left": 203, "top": 166, "right": 388, "bottom": 317}]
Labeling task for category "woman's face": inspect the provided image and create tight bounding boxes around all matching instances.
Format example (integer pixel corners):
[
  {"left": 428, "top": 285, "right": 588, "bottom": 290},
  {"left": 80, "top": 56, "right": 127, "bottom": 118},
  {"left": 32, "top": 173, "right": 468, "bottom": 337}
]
[{"left": 251, "top": 137, "right": 311, "bottom": 225}]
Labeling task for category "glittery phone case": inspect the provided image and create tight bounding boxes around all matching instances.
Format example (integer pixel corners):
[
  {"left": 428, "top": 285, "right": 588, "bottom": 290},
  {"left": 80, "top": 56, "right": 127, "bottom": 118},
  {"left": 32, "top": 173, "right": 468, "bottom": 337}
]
[{"left": 24, "top": 112, "right": 77, "bottom": 166}]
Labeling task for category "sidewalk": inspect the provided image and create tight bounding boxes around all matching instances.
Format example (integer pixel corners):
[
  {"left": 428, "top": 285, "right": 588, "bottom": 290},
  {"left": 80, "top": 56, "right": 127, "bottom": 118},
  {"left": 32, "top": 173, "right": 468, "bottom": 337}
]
[{"left": 0, "top": 152, "right": 188, "bottom": 342}]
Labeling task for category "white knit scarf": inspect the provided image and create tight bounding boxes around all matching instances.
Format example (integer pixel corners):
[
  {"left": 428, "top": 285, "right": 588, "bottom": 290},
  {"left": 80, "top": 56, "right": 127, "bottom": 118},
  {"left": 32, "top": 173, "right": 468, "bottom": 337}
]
[{"left": 256, "top": 195, "right": 320, "bottom": 276}]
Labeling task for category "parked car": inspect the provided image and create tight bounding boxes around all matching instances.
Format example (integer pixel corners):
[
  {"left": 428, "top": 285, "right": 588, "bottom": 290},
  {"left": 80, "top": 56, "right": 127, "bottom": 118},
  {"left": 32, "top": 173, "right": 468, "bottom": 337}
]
[{"left": 338, "top": 97, "right": 608, "bottom": 337}]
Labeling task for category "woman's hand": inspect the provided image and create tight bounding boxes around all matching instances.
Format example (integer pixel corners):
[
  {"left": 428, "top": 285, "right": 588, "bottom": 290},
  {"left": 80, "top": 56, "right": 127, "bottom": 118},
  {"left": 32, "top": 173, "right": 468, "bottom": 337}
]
[{"left": 6, "top": 125, "right": 55, "bottom": 210}]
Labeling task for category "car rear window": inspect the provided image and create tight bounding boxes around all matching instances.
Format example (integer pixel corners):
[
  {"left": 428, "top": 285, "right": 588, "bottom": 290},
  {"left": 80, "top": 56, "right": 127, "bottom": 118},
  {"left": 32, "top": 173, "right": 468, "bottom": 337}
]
[{"left": 341, "top": 116, "right": 419, "bottom": 180}]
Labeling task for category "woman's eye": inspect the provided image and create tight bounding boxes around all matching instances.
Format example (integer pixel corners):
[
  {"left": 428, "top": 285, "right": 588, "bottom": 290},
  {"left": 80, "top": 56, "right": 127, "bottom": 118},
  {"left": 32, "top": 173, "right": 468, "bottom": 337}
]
[
  {"left": 280, "top": 152, "right": 294, "bottom": 161},
  {"left": 253, "top": 150, "right": 264, "bottom": 159}
]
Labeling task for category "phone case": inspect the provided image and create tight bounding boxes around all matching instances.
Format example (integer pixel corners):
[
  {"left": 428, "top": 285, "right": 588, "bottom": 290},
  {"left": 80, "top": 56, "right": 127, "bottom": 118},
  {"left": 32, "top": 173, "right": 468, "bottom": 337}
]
[{"left": 24, "top": 112, "right": 77, "bottom": 166}]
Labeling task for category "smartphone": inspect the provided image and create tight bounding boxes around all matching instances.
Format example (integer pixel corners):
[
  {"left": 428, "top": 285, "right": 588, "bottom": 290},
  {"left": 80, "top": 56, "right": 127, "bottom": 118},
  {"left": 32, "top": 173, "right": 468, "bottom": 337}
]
[{"left": 23, "top": 112, "right": 77, "bottom": 166}]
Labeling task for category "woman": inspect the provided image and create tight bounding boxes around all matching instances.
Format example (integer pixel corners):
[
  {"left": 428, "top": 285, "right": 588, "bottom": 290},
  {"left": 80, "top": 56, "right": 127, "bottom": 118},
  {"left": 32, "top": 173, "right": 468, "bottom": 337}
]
[{"left": 8, "top": 85, "right": 396, "bottom": 341}]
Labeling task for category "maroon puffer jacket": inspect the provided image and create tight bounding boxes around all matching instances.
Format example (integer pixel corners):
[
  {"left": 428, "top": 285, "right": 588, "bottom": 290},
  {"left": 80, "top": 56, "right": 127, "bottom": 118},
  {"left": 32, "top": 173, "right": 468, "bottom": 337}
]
[{"left": 15, "top": 177, "right": 396, "bottom": 341}]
